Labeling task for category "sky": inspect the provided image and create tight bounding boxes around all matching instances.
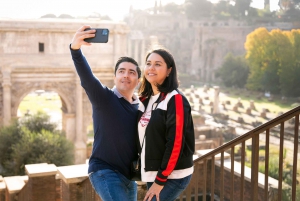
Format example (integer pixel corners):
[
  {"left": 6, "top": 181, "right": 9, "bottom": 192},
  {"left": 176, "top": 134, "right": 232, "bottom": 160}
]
[{"left": 0, "top": 0, "right": 279, "bottom": 21}]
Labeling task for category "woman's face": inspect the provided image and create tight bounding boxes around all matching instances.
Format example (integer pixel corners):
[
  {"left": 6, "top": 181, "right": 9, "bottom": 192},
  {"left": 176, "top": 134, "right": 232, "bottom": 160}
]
[{"left": 144, "top": 53, "right": 172, "bottom": 87}]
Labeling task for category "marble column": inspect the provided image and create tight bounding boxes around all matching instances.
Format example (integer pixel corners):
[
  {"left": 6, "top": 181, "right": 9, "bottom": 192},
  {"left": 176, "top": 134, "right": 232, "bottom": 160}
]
[
  {"left": 128, "top": 38, "right": 132, "bottom": 57},
  {"left": 213, "top": 86, "right": 220, "bottom": 114},
  {"left": 113, "top": 29, "right": 118, "bottom": 63},
  {"left": 2, "top": 66, "right": 12, "bottom": 126},
  {"left": 211, "top": 70, "right": 215, "bottom": 82},
  {"left": 134, "top": 40, "right": 139, "bottom": 63},
  {"left": 140, "top": 39, "right": 145, "bottom": 66},
  {"left": 75, "top": 79, "right": 86, "bottom": 164},
  {"left": 64, "top": 113, "right": 76, "bottom": 142},
  {"left": 200, "top": 67, "right": 204, "bottom": 81},
  {"left": 206, "top": 68, "right": 210, "bottom": 82}
]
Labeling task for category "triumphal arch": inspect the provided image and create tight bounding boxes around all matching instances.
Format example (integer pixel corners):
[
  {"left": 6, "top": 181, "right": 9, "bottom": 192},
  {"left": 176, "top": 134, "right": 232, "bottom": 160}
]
[{"left": 0, "top": 18, "right": 130, "bottom": 164}]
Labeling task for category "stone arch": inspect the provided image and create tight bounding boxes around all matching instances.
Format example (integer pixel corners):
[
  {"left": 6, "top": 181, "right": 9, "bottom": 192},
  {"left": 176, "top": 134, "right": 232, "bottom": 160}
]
[
  {"left": 0, "top": 18, "right": 129, "bottom": 164},
  {"left": 11, "top": 81, "right": 75, "bottom": 117}
]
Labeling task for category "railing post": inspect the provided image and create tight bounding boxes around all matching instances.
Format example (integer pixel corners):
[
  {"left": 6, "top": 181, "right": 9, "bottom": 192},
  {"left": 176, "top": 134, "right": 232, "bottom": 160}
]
[
  {"left": 25, "top": 163, "right": 57, "bottom": 201},
  {"left": 278, "top": 122, "right": 285, "bottom": 200},
  {"left": 264, "top": 129, "right": 270, "bottom": 201},
  {"left": 251, "top": 135, "right": 259, "bottom": 200},
  {"left": 211, "top": 156, "right": 215, "bottom": 201},
  {"left": 292, "top": 115, "right": 299, "bottom": 201},
  {"left": 240, "top": 142, "right": 245, "bottom": 201},
  {"left": 220, "top": 153, "right": 224, "bottom": 201},
  {"left": 230, "top": 147, "right": 234, "bottom": 201}
]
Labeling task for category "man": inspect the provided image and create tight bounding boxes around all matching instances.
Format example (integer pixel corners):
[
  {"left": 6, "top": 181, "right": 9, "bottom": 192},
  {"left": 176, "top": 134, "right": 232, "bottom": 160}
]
[{"left": 70, "top": 25, "right": 141, "bottom": 201}]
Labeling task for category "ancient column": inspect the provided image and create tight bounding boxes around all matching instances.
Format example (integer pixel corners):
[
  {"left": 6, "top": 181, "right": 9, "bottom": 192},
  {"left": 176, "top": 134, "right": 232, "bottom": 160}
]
[
  {"left": 128, "top": 38, "right": 132, "bottom": 57},
  {"left": 75, "top": 78, "right": 86, "bottom": 164},
  {"left": 64, "top": 113, "right": 76, "bottom": 142},
  {"left": 149, "top": 35, "right": 158, "bottom": 49},
  {"left": 113, "top": 29, "right": 118, "bottom": 63},
  {"left": 206, "top": 68, "right": 210, "bottom": 82},
  {"left": 140, "top": 39, "right": 145, "bottom": 65},
  {"left": 1, "top": 66, "right": 12, "bottom": 126},
  {"left": 134, "top": 40, "right": 139, "bottom": 63},
  {"left": 211, "top": 70, "right": 215, "bottom": 82},
  {"left": 213, "top": 86, "right": 220, "bottom": 114}
]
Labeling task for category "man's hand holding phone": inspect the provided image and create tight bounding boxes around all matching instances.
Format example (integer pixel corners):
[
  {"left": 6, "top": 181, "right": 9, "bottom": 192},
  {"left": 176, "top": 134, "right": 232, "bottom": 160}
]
[
  {"left": 84, "top": 28, "right": 109, "bottom": 43},
  {"left": 71, "top": 25, "right": 109, "bottom": 50}
]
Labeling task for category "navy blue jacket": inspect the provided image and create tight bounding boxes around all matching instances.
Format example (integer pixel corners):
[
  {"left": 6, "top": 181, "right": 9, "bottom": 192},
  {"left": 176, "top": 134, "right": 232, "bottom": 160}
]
[{"left": 70, "top": 47, "right": 138, "bottom": 179}]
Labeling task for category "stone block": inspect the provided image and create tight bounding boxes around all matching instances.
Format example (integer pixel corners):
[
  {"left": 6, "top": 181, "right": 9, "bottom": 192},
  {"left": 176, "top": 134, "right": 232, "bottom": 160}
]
[
  {"left": 25, "top": 163, "right": 57, "bottom": 201},
  {"left": 3, "top": 175, "right": 28, "bottom": 201},
  {"left": 233, "top": 105, "right": 238, "bottom": 112},
  {"left": 222, "top": 103, "right": 226, "bottom": 110},
  {"left": 246, "top": 107, "right": 251, "bottom": 115},
  {"left": 57, "top": 164, "right": 88, "bottom": 184},
  {"left": 237, "top": 117, "right": 244, "bottom": 123},
  {"left": 199, "top": 98, "right": 203, "bottom": 105},
  {"left": 250, "top": 100, "right": 256, "bottom": 110},
  {"left": 0, "top": 176, "right": 5, "bottom": 201},
  {"left": 260, "top": 112, "right": 267, "bottom": 118}
]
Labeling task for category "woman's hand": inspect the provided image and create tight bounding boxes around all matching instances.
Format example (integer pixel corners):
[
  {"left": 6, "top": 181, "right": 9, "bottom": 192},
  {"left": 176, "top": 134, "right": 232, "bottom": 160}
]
[{"left": 143, "top": 182, "right": 164, "bottom": 201}]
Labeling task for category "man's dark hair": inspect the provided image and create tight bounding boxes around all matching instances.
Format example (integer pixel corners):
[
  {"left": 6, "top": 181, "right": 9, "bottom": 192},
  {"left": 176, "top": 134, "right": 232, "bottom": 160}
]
[
  {"left": 114, "top": 57, "right": 141, "bottom": 78},
  {"left": 138, "top": 48, "right": 179, "bottom": 98}
]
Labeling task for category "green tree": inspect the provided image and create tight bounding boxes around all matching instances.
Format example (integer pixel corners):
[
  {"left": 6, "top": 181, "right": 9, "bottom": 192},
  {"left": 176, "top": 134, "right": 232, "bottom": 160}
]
[
  {"left": 233, "top": 0, "right": 252, "bottom": 18},
  {"left": 279, "top": 30, "right": 300, "bottom": 96},
  {"left": 262, "top": 29, "right": 292, "bottom": 95},
  {"left": 0, "top": 111, "right": 74, "bottom": 176},
  {"left": 184, "top": 0, "right": 213, "bottom": 20},
  {"left": 213, "top": 1, "right": 232, "bottom": 19},
  {"left": 164, "top": 2, "right": 182, "bottom": 15},
  {"left": 245, "top": 28, "right": 300, "bottom": 97},
  {"left": 216, "top": 53, "right": 249, "bottom": 88},
  {"left": 245, "top": 27, "right": 271, "bottom": 91}
]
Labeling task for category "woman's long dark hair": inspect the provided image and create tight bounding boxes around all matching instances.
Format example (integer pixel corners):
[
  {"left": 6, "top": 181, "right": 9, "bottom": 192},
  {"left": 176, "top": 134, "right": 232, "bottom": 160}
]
[{"left": 138, "top": 48, "right": 179, "bottom": 98}]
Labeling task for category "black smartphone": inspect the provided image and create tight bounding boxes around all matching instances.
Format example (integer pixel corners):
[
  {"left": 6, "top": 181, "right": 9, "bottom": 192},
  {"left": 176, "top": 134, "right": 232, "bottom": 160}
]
[{"left": 84, "top": 28, "right": 109, "bottom": 43}]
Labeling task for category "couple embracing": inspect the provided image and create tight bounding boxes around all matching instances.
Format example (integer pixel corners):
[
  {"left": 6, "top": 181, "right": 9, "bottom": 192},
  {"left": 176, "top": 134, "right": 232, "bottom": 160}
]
[{"left": 70, "top": 25, "right": 195, "bottom": 201}]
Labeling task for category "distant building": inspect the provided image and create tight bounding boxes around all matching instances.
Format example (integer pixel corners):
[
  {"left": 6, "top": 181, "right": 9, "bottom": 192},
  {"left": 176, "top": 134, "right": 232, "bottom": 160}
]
[{"left": 125, "top": 2, "right": 296, "bottom": 83}]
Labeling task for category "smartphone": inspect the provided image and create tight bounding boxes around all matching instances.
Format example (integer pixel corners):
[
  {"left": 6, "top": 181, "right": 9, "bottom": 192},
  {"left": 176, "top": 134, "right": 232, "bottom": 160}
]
[{"left": 84, "top": 28, "right": 109, "bottom": 43}]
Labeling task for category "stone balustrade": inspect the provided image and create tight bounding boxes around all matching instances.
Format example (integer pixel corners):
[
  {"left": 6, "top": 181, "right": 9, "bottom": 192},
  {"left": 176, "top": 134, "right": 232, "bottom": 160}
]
[{"left": 1, "top": 163, "right": 148, "bottom": 201}]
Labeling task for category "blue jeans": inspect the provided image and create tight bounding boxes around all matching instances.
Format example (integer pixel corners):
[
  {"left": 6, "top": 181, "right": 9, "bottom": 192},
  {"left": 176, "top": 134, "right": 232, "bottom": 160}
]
[
  {"left": 89, "top": 169, "right": 137, "bottom": 201},
  {"left": 146, "top": 175, "right": 192, "bottom": 201}
]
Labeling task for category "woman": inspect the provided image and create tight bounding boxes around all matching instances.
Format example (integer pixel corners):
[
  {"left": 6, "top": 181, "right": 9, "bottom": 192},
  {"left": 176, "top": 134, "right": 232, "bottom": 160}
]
[{"left": 137, "top": 48, "right": 195, "bottom": 201}]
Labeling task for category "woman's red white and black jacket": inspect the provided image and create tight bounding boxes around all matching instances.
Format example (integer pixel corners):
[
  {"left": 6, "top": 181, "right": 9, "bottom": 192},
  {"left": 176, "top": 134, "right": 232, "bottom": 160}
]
[{"left": 137, "top": 89, "right": 195, "bottom": 185}]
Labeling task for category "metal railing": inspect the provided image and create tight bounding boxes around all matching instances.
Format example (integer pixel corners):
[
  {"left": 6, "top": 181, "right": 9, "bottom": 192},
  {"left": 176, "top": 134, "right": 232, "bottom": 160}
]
[{"left": 179, "top": 106, "right": 300, "bottom": 201}]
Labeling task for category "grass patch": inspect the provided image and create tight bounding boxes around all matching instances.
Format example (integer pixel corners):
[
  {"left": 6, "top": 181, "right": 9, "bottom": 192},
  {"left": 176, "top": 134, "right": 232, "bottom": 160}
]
[
  {"left": 219, "top": 86, "right": 296, "bottom": 113},
  {"left": 18, "top": 92, "right": 62, "bottom": 116}
]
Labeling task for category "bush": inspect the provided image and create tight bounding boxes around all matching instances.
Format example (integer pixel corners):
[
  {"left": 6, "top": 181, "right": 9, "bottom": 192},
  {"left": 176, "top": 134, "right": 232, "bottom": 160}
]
[
  {"left": 216, "top": 53, "right": 249, "bottom": 88},
  {"left": 0, "top": 111, "right": 74, "bottom": 176}
]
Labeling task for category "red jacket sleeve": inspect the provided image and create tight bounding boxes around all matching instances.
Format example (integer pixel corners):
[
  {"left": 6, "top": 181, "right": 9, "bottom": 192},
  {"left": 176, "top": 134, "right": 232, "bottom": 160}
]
[{"left": 155, "top": 94, "right": 184, "bottom": 185}]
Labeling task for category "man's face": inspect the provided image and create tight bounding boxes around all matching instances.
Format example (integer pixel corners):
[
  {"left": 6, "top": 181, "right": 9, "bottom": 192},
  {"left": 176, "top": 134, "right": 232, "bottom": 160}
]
[{"left": 114, "top": 62, "right": 140, "bottom": 94}]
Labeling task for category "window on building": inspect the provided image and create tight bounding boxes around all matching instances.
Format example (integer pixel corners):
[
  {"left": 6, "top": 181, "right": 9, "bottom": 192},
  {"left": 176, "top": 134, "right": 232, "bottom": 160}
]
[{"left": 39, "top": 43, "right": 44, "bottom": 52}]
